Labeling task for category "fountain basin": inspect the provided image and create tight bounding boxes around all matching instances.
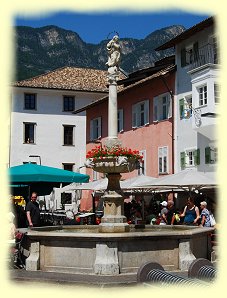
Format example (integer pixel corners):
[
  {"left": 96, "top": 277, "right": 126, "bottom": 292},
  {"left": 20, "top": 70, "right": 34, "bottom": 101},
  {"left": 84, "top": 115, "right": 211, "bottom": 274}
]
[{"left": 24, "top": 225, "right": 214, "bottom": 275}]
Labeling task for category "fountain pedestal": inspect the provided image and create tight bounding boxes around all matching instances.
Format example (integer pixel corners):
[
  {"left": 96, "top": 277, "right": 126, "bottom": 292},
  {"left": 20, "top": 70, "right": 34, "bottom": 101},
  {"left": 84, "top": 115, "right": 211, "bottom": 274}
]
[
  {"left": 99, "top": 173, "right": 129, "bottom": 233},
  {"left": 90, "top": 157, "right": 139, "bottom": 233}
]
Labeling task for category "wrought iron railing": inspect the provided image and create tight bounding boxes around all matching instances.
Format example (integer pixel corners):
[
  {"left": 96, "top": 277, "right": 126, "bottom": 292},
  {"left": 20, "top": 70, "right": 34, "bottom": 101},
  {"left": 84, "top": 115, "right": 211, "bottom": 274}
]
[{"left": 189, "top": 43, "right": 219, "bottom": 70}]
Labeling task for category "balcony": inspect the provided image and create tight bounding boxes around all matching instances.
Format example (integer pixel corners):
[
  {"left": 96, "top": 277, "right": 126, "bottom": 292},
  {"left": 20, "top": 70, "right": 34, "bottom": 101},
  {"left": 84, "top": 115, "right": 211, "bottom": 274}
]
[
  {"left": 188, "top": 43, "right": 219, "bottom": 71},
  {"left": 188, "top": 44, "right": 219, "bottom": 141}
]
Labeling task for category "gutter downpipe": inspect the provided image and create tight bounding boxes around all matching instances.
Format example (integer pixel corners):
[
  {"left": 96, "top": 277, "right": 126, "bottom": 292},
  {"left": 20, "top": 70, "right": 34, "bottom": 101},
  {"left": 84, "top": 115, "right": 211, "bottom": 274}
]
[{"left": 161, "top": 74, "right": 175, "bottom": 174}]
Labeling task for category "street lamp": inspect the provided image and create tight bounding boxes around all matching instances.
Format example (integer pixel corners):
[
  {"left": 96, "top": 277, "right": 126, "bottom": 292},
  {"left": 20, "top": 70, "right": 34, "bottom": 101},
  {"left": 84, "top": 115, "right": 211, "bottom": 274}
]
[
  {"left": 29, "top": 155, "right": 46, "bottom": 210},
  {"left": 29, "top": 155, "right": 41, "bottom": 165}
]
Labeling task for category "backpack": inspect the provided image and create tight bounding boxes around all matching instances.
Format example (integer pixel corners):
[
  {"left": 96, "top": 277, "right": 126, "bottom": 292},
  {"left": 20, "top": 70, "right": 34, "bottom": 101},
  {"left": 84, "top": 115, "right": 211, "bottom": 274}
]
[{"left": 210, "top": 213, "right": 216, "bottom": 227}]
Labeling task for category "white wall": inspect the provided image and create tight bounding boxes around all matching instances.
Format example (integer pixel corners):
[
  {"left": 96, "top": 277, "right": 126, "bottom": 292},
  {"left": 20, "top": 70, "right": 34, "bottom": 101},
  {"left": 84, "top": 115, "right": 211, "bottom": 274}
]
[
  {"left": 10, "top": 87, "right": 104, "bottom": 172},
  {"left": 174, "top": 24, "right": 217, "bottom": 173}
]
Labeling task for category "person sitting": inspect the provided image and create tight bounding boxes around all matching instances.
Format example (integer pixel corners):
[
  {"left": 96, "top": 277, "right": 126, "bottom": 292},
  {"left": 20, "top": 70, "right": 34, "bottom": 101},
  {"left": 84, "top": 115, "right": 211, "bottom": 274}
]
[
  {"left": 8, "top": 211, "right": 16, "bottom": 240},
  {"left": 180, "top": 197, "right": 200, "bottom": 225}
]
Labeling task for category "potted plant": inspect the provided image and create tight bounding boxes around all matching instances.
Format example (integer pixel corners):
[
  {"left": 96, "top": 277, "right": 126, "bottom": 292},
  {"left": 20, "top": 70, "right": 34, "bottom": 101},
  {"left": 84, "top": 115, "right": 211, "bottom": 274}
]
[{"left": 85, "top": 145, "right": 143, "bottom": 173}]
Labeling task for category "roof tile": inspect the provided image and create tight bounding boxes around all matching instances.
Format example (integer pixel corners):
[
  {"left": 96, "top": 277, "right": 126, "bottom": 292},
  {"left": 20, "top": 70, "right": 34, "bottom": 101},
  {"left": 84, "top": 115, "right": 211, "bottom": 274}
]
[{"left": 13, "top": 66, "right": 125, "bottom": 92}]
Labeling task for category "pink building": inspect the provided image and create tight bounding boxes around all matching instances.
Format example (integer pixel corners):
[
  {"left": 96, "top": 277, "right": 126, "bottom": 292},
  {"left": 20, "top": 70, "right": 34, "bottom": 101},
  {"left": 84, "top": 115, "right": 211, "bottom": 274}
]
[{"left": 75, "top": 58, "right": 176, "bottom": 210}]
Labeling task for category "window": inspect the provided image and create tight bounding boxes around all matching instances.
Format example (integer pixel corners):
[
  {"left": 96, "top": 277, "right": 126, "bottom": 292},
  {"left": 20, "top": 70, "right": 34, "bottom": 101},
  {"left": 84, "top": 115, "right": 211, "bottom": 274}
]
[
  {"left": 61, "top": 193, "right": 72, "bottom": 206},
  {"left": 132, "top": 100, "right": 149, "bottom": 128},
  {"left": 180, "top": 149, "right": 200, "bottom": 169},
  {"left": 179, "top": 96, "right": 192, "bottom": 120},
  {"left": 205, "top": 147, "right": 218, "bottom": 164},
  {"left": 63, "top": 96, "right": 75, "bottom": 112},
  {"left": 198, "top": 85, "right": 207, "bottom": 106},
  {"left": 90, "top": 117, "right": 101, "bottom": 140},
  {"left": 181, "top": 42, "right": 199, "bottom": 67},
  {"left": 117, "top": 109, "right": 124, "bottom": 132},
  {"left": 153, "top": 94, "right": 172, "bottom": 121},
  {"left": 214, "top": 84, "right": 220, "bottom": 103},
  {"left": 24, "top": 122, "right": 36, "bottom": 144},
  {"left": 24, "top": 93, "right": 36, "bottom": 110},
  {"left": 158, "top": 147, "right": 168, "bottom": 174},
  {"left": 63, "top": 125, "right": 74, "bottom": 145},
  {"left": 138, "top": 150, "right": 146, "bottom": 176},
  {"left": 63, "top": 163, "right": 74, "bottom": 171}
]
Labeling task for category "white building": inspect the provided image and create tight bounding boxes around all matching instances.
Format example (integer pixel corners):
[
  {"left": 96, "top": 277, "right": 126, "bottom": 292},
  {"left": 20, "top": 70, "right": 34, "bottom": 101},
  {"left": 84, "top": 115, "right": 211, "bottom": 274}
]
[
  {"left": 10, "top": 67, "right": 108, "bottom": 210},
  {"left": 10, "top": 67, "right": 108, "bottom": 170},
  {"left": 156, "top": 17, "right": 219, "bottom": 174}
]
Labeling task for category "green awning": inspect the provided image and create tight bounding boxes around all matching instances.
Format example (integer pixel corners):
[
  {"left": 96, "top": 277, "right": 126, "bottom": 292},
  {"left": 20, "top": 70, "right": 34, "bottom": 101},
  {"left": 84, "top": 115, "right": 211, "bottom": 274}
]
[{"left": 9, "top": 163, "right": 89, "bottom": 184}]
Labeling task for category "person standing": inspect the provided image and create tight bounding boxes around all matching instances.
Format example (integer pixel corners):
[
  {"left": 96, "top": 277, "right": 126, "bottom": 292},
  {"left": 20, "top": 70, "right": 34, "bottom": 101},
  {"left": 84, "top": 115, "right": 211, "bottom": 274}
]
[
  {"left": 166, "top": 200, "right": 176, "bottom": 225},
  {"left": 200, "top": 201, "right": 211, "bottom": 227},
  {"left": 159, "top": 201, "right": 168, "bottom": 225},
  {"left": 180, "top": 197, "right": 200, "bottom": 225},
  {"left": 26, "top": 192, "right": 40, "bottom": 227}
]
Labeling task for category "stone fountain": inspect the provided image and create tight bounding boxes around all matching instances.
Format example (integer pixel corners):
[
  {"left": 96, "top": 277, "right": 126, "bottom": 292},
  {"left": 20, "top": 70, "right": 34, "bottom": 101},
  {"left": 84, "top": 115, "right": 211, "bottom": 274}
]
[
  {"left": 23, "top": 35, "right": 214, "bottom": 278},
  {"left": 85, "top": 34, "right": 140, "bottom": 233}
]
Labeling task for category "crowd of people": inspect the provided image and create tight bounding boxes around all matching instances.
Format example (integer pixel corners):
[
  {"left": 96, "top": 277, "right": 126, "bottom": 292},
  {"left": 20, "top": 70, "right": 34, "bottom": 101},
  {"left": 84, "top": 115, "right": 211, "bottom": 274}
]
[
  {"left": 124, "top": 196, "right": 216, "bottom": 227},
  {"left": 10, "top": 192, "right": 216, "bottom": 234}
]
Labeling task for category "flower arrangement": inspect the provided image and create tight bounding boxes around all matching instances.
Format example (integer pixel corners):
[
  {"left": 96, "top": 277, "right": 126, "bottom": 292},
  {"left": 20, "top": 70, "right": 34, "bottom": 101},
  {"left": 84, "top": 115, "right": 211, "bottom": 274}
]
[{"left": 86, "top": 145, "right": 143, "bottom": 161}]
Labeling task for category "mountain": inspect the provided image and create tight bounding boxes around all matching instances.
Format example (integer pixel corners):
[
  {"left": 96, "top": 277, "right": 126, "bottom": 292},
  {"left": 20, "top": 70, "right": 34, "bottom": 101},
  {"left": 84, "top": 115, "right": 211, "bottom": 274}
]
[{"left": 14, "top": 25, "right": 185, "bottom": 81}]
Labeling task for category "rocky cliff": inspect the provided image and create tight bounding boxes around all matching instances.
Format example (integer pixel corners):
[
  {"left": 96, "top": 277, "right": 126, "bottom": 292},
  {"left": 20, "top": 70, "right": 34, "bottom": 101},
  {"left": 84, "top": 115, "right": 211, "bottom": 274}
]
[{"left": 15, "top": 24, "right": 185, "bottom": 80}]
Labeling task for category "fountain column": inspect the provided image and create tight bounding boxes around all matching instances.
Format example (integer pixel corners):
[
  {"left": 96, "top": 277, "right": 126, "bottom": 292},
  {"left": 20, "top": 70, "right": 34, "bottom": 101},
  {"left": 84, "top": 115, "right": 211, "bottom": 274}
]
[
  {"left": 86, "top": 35, "right": 138, "bottom": 233},
  {"left": 105, "top": 67, "right": 122, "bottom": 148},
  {"left": 99, "top": 35, "right": 128, "bottom": 232}
]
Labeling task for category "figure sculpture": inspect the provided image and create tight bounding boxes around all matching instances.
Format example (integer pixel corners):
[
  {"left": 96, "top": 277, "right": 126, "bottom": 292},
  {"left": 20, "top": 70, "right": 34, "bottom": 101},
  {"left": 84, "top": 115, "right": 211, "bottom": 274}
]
[{"left": 106, "top": 35, "right": 121, "bottom": 69}]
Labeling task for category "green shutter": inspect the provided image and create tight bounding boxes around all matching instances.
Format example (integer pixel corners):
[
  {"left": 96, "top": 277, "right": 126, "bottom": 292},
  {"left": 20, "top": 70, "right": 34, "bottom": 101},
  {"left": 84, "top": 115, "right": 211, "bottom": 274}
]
[
  {"left": 180, "top": 152, "right": 186, "bottom": 169},
  {"left": 179, "top": 99, "right": 184, "bottom": 119},
  {"left": 193, "top": 149, "right": 200, "bottom": 166},
  {"left": 205, "top": 147, "right": 211, "bottom": 164}
]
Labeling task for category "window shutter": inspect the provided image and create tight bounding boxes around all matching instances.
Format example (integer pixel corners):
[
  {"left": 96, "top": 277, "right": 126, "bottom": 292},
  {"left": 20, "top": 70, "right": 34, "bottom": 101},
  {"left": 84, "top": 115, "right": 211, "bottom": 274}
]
[
  {"left": 144, "top": 100, "right": 149, "bottom": 124},
  {"left": 132, "top": 104, "right": 137, "bottom": 127},
  {"left": 180, "top": 152, "right": 186, "bottom": 169},
  {"left": 98, "top": 117, "right": 102, "bottom": 138},
  {"left": 181, "top": 48, "right": 187, "bottom": 67},
  {"left": 179, "top": 98, "right": 184, "bottom": 119},
  {"left": 205, "top": 147, "right": 211, "bottom": 164},
  {"left": 153, "top": 97, "right": 158, "bottom": 121},
  {"left": 193, "top": 42, "right": 199, "bottom": 62},
  {"left": 167, "top": 94, "right": 172, "bottom": 118},
  {"left": 193, "top": 149, "right": 200, "bottom": 165}
]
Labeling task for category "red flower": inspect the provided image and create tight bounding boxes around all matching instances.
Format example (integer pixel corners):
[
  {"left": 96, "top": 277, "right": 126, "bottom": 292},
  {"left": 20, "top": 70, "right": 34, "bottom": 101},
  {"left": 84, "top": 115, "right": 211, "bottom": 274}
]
[{"left": 86, "top": 145, "right": 142, "bottom": 160}]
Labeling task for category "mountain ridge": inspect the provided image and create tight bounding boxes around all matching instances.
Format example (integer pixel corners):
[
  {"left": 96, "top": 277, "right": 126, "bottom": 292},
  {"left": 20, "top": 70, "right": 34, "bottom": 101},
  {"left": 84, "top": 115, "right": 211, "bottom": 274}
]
[{"left": 15, "top": 24, "right": 185, "bottom": 81}]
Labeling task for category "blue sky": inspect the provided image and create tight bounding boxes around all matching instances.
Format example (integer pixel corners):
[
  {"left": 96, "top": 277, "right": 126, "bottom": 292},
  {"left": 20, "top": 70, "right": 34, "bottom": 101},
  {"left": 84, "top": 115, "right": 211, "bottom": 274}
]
[{"left": 14, "top": 11, "right": 211, "bottom": 44}]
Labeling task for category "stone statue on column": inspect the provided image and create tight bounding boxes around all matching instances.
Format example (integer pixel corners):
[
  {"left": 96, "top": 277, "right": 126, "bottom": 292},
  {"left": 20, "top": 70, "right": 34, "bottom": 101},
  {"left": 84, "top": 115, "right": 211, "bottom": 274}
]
[
  {"left": 106, "top": 35, "right": 121, "bottom": 74},
  {"left": 105, "top": 34, "right": 122, "bottom": 148}
]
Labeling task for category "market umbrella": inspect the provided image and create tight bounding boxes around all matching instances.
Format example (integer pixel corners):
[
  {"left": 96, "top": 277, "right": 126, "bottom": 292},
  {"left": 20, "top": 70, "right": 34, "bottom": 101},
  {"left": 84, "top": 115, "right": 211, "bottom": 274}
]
[
  {"left": 69, "top": 178, "right": 108, "bottom": 191},
  {"left": 63, "top": 175, "right": 158, "bottom": 192},
  {"left": 135, "top": 169, "right": 217, "bottom": 192},
  {"left": 120, "top": 175, "right": 157, "bottom": 190},
  {"left": 8, "top": 163, "right": 89, "bottom": 196}
]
